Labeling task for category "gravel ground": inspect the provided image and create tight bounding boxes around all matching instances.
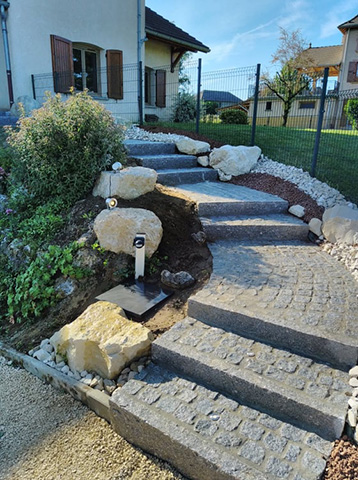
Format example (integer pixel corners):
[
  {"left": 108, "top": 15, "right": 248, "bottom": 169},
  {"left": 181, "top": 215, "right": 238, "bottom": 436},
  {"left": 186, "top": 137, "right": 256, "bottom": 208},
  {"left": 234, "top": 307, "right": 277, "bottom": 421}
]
[{"left": 0, "top": 356, "right": 185, "bottom": 480}]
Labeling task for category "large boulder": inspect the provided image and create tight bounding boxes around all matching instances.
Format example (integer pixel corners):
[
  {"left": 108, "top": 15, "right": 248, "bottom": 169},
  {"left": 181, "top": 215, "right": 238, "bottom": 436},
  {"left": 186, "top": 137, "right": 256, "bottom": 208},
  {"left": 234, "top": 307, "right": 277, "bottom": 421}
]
[
  {"left": 322, "top": 205, "right": 358, "bottom": 244},
  {"left": 93, "top": 207, "right": 162, "bottom": 257},
  {"left": 176, "top": 137, "right": 210, "bottom": 155},
  {"left": 10, "top": 95, "right": 40, "bottom": 117},
  {"left": 93, "top": 167, "right": 157, "bottom": 200},
  {"left": 209, "top": 145, "right": 261, "bottom": 176},
  {"left": 50, "top": 301, "right": 153, "bottom": 379}
]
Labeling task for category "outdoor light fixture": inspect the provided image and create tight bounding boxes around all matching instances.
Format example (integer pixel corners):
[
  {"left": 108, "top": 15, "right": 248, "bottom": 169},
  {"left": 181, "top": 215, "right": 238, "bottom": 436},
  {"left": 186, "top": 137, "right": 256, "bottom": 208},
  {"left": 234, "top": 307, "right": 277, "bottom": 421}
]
[
  {"left": 133, "top": 233, "right": 146, "bottom": 279},
  {"left": 112, "top": 161, "right": 122, "bottom": 173},
  {"left": 106, "top": 197, "right": 118, "bottom": 209}
]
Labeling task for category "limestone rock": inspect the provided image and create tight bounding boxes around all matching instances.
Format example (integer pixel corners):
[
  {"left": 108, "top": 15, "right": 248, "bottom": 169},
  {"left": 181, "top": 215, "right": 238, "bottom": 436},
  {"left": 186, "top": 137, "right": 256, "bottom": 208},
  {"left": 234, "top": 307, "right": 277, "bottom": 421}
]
[
  {"left": 176, "top": 137, "right": 210, "bottom": 155},
  {"left": 288, "top": 205, "right": 305, "bottom": 218},
  {"left": 209, "top": 145, "right": 261, "bottom": 177},
  {"left": 191, "top": 231, "right": 207, "bottom": 245},
  {"left": 309, "top": 218, "right": 322, "bottom": 237},
  {"left": 161, "top": 270, "right": 195, "bottom": 289},
  {"left": 33, "top": 349, "right": 52, "bottom": 362},
  {"left": 218, "top": 171, "right": 232, "bottom": 182},
  {"left": 50, "top": 301, "right": 154, "bottom": 379},
  {"left": 322, "top": 205, "right": 358, "bottom": 245},
  {"left": 10, "top": 95, "right": 40, "bottom": 117},
  {"left": 197, "top": 156, "right": 209, "bottom": 167},
  {"left": 93, "top": 207, "right": 162, "bottom": 258},
  {"left": 93, "top": 167, "right": 157, "bottom": 200}
]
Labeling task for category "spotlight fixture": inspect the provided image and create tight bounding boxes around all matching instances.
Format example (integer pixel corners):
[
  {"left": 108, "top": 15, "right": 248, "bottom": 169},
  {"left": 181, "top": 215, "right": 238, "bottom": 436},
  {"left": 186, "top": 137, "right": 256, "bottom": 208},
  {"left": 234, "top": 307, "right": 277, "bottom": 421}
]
[
  {"left": 106, "top": 197, "right": 118, "bottom": 209},
  {"left": 112, "top": 162, "right": 122, "bottom": 173}
]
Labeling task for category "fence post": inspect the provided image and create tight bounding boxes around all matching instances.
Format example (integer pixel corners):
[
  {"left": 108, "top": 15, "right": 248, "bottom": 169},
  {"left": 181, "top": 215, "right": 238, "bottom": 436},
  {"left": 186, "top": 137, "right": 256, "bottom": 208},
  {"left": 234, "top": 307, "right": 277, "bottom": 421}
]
[
  {"left": 196, "top": 58, "right": 202, "bottom": 134},
  {"left": 250, "top": 63, "right": 261, "bottom": 146},
  {"left": 311, "top": 67, "right": 329, "bottom": 177},
  {"left": 31, "top": 74, "right": 36, "bottom": 100},
  {"left": 138, "top": 60, "right": 144, "bottom": 125}
]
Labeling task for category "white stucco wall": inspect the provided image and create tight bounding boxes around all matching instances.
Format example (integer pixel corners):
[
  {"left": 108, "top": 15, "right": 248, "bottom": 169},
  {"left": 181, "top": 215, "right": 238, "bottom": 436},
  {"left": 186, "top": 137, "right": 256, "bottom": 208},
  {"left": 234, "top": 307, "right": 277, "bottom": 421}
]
[
  {"left": 0, "top": 0, "right": 145, "bottom": 120},
  {"left": 339, "top": 28, "right": 358, "bottom": 91},
  {"left": 144, "top": 38, "right": 179, "bottom": 121},
  {"left": 0, "top": 35, "right": 8, "bottom": 110}
]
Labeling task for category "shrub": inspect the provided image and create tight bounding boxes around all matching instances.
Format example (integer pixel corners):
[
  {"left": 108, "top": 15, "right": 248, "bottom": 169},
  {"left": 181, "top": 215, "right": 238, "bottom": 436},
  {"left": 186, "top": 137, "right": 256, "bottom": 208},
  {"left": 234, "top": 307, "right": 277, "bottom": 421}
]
[
  {"left": 6, "top": 90, "right": 125, "bottom": 206},
  {"left": 345, "top": 99, "right": 358, "bottom": 130},
  {"left": 219, "top": 109, "right": 248, "bottom": 125},
  {"left": 172, "top": 92, "right": 196, "bottom": 122}
]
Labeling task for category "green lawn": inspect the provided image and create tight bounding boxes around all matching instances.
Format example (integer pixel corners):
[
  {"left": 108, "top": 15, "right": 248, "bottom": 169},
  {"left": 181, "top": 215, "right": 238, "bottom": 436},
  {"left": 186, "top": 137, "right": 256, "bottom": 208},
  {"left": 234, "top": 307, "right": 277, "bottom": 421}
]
[{"left": 153, "top": 122, "right": 358, "bottom": 204}]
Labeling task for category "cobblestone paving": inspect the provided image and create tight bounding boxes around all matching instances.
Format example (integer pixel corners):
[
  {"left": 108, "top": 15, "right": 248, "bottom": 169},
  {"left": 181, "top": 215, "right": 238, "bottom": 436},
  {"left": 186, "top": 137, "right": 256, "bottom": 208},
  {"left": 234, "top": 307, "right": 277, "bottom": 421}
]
[
  {"left": 114, "top": 364, "right": 332, "bottom": 480},
  {"left": 159, "top": 318, "right": 350, "bottom": 409},
  {"left": 192, "top": 241, "right": 358, "bottom": 343}
]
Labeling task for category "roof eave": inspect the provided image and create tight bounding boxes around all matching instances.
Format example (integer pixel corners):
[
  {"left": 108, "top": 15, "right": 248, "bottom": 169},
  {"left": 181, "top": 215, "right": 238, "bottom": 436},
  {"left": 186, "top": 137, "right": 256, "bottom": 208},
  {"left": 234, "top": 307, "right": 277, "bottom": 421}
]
[{"left": 146, "top": 29, "right": 210, "bottom": 53}]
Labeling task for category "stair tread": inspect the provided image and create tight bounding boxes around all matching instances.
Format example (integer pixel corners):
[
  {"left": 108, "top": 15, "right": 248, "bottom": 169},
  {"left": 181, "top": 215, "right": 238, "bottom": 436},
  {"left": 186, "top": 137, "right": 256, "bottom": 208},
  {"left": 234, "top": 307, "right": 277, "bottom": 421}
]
[
  {"left": 110, "top": 363, "right": 332, "bottom": 480},
  {"left": 201, "top": 213, "right": 308, "bottom": 226},
  {"left": 157, "top": 167, "right": 215, "bottom": 174},
  {"left": 153, "top": 317, "right": 349, "bottom": 439},
  {"left": 131, "top": 154, "right": 197, "bottom": 161},
  {"left": 188, "top": 240, "right": 358, "bottom": 368}
]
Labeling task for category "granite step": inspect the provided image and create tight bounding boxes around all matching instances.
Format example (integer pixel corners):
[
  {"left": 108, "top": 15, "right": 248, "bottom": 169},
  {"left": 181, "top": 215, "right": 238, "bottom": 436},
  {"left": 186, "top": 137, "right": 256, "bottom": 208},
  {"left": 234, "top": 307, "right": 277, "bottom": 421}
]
[
  {"left": 188, "top": 240, "right": 358, "bottom": 370},
  {"left": 153, "top": 317, "right": 349, "bottom": 441},
  {"left": 124, "top": 139, "right": 176, "bottom": 156},
  {"left": 132, "top": 153, "right": 198, "bottom": 170},
  {"left": 157, "top": 168, "right": 218, "bottom": 186},
  {"left": 201, "top": 214, "right": 309, "bottom": 242},
  {"left": 169, "top": 183, "right": 289, "bottom": 216},
  {"left": 110, "top": 363, "right": 333, "bottom": 480}
]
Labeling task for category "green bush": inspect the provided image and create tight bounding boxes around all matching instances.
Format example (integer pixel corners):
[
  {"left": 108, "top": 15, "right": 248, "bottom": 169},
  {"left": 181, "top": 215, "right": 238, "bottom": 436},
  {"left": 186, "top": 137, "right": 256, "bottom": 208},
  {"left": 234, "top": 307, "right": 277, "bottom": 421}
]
[
  {"left": 6, "top": 90, "right": 125, "bottom": 206},
  {"left": 219, "top": 109, "right": 248, "bottom": 125},
  {"left": 345, "top": 99, "right": 358, "bottom": 130},
  {"left": 172, "top": 92, "right": 196, "bottom": 122}
]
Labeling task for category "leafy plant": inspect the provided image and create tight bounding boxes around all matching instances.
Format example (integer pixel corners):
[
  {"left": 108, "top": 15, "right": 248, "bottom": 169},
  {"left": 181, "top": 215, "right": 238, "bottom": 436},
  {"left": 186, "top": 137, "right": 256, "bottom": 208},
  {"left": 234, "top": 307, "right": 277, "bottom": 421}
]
[
  {"left": 6, "top": 90, "right": 126, "bottom": 207},
  {"left": 219, "top": 109, "right": 248, "bottom": 125},
  {"left": 7, "top": 242, "right": 90, "bottom": 322},
  {"left": 172, "top": 92, "right": 197, "bottom": 122},
  {"left": 345, "top": 99, "right": 358, "bottom": 130}
]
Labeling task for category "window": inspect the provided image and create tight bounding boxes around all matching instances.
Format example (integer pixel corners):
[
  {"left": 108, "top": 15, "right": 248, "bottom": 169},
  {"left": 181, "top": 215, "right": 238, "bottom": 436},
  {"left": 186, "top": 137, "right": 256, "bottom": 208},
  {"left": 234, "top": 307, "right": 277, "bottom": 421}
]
[
  {"left": 347, "top": 61, "right": 358, "bottom": 83},
  {"left": 299, "top": 101, "right": 315, "bottom": 109},
  {"left": 265, "top": 101, "right": 272, "bottom": 111},
  {"left": 51, "top": 35, "right": 123, "bottom": 100},
  {"left": 145, "top": 68, "right": 166, "bottom": 107},
  {"left": 73, "top": 45, "right": 99, "bottom": 93}
]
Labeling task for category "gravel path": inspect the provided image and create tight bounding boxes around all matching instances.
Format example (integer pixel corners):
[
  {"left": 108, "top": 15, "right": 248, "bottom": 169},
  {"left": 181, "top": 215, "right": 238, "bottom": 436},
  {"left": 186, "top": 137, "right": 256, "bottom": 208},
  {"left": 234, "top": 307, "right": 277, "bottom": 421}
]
[{"left": 0, "top": 356, "right": 185, "bottom": 480}]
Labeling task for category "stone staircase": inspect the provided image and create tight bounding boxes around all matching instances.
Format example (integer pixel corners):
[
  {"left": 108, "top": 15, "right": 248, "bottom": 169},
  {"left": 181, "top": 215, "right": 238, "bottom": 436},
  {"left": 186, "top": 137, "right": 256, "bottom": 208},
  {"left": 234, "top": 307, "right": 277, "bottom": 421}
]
[
  {"left": 124, "top": 139, "right": 218, "bottom": 186},
  {"left": 0, "top": 111, "right": 18, "bottom": 127},
  {"left": 109, "top": 143, "right": 357, "bottom": 479}
]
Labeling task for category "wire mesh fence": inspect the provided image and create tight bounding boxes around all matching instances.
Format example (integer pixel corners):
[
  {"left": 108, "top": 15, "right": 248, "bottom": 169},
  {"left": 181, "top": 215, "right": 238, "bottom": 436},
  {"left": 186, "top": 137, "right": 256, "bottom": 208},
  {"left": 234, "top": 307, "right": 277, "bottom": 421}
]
[{"left": 31, "top": 60, "right": 358, "bottom": 203}]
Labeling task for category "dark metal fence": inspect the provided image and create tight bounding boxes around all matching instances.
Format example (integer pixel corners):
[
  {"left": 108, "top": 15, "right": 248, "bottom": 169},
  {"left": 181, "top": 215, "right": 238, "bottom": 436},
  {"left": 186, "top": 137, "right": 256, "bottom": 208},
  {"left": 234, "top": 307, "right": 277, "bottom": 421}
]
[{"left": 31, "top": 60, "right": 358, "bottom": 203}]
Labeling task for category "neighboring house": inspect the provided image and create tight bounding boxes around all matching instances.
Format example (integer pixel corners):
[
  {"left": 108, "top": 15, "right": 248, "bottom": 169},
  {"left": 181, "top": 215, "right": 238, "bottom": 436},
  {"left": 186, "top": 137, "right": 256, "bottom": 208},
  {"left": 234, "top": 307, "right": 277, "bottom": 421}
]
[
  {"left": 0, "top": 1, "right": 209, "bottom": 122},
  {"left": 248, "top": 14, "right": 358, "bottom": 129},
  {"left": 200, "top": 90, "right": 242, "bottom": 108}
]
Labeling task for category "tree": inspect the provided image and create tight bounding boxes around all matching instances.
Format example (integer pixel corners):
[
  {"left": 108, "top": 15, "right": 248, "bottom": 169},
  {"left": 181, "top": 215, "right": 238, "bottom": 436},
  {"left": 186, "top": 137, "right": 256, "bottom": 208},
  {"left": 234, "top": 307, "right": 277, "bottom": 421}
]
[
  {"left": 345, "top": 99, "right": 358, "bottom": 130},
  {"left": 204, "top": 101, "right": 219, "bottom": 115},
  {"left": 262, "top": 28, "right": 314, "bottom": 127}
]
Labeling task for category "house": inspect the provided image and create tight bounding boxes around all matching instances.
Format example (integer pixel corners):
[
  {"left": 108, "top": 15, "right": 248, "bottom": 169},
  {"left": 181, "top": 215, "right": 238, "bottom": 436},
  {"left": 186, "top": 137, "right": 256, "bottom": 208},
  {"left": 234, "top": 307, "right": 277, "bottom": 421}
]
[
  {"left": 200, "top": 90, "right": 242, "bottom": 108},
  {"left": 248, "top": 14, "right": 358, "bottom": 129},
  {"left": 0, "top": 1, "right": 209, "bottom": 122}
]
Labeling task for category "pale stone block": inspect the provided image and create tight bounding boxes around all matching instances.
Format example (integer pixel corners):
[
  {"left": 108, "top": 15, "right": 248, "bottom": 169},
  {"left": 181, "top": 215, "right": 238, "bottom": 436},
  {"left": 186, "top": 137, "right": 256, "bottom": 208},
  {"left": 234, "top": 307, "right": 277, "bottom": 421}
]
[
  {"left": 50, "top": 302, "right": 154, "bottom": 379},
  {"left": 93, "top": 207, "right": 162, "bottom": 258},
  {"left": 93, "top": 167, "right": 157, "bottom": 200},
  {"left": 309, "top": 218, "right": 322, "bottom": 236},
  {"left": 322, "top": 205, "right": 358, "bottom": 245},
  {"left": 288, "top": 205, "right": 305, "bottom": 218},
  {"left": 197, "top": 156, "right": 209, "bottom": 167},
  {"left": 209, "top": 145, "right": 261, "bottom": 176},
  {"left": 176, "top": 137, "right": 210, "bottom": 155}
]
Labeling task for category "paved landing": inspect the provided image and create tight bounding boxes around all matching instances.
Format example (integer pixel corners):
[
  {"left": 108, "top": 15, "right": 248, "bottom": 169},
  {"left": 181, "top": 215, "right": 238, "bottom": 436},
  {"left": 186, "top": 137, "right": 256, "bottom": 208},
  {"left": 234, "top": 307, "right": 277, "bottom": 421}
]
[{"left": 189, "top": 241, "right": 358, "bottom": 369}]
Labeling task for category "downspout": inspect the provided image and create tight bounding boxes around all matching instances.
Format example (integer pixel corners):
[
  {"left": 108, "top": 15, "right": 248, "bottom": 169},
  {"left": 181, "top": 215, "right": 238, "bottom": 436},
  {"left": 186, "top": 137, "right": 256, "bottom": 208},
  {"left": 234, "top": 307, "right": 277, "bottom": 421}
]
[
  {"left": 0, "top": 1, "right": 14, "bottom": 106},
  {"left": 137, "top": 0, "right": 143, "bottom": 124}
]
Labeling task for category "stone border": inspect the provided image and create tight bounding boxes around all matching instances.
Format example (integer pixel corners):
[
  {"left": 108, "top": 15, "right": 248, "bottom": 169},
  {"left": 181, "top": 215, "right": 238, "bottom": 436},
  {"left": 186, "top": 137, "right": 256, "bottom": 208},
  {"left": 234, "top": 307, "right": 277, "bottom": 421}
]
[{"left": 0, "top": 341, "right": 110, "bottom": 422}]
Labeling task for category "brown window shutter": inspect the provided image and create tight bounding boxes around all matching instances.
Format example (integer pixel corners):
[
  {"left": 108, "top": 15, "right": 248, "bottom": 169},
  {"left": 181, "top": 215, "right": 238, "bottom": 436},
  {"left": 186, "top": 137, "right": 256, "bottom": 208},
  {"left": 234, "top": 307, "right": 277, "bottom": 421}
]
[
  {"left": 50, "top": 35, "right": 74, "bottom": 93},
  {"left": 347, "top": 61, "right": 358, "bottom": 82},
  {"left": 156, "top": 70, "right": 166, "bottom": 107},
  {"left": 107, "top": 50, "right": 123, "bottom": 100}
]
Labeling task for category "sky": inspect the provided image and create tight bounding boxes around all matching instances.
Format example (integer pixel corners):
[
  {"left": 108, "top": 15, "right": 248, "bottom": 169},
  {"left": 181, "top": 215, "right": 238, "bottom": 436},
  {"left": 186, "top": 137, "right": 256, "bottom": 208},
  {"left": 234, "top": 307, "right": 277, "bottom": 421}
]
[{"left": 146, "top": 0, "right": 358, "bottom": 76}]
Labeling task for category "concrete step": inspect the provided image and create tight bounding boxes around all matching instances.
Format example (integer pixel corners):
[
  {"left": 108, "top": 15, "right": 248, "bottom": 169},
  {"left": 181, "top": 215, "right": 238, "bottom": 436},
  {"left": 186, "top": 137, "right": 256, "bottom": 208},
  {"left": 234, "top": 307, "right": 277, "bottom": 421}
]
[
  {"left": 188, "top": 240, "right": 358, "bottom": 370},
  {"left": 157, "top": 168, "right": 218, "bottom": 186},
  {"left": 168, "top": 183, "right": 289, "bottom": 216},
  {"left": 0, "top": 113, "right": 18, "bottom": 127},
  {"left": 132, "top": 154, "right": 198, "bottom": 170},
  {"left": 201, "top": 214, "right": 309, "bottom": 242},
  {"left": 153, "top": 318, "right": 349, "bottom": 441},
  {"left": 124, "top": 139, "right": 176, "bottom": 156},
  {"left": 110, "top": 363, "right": 333, "bottom": 480}
]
